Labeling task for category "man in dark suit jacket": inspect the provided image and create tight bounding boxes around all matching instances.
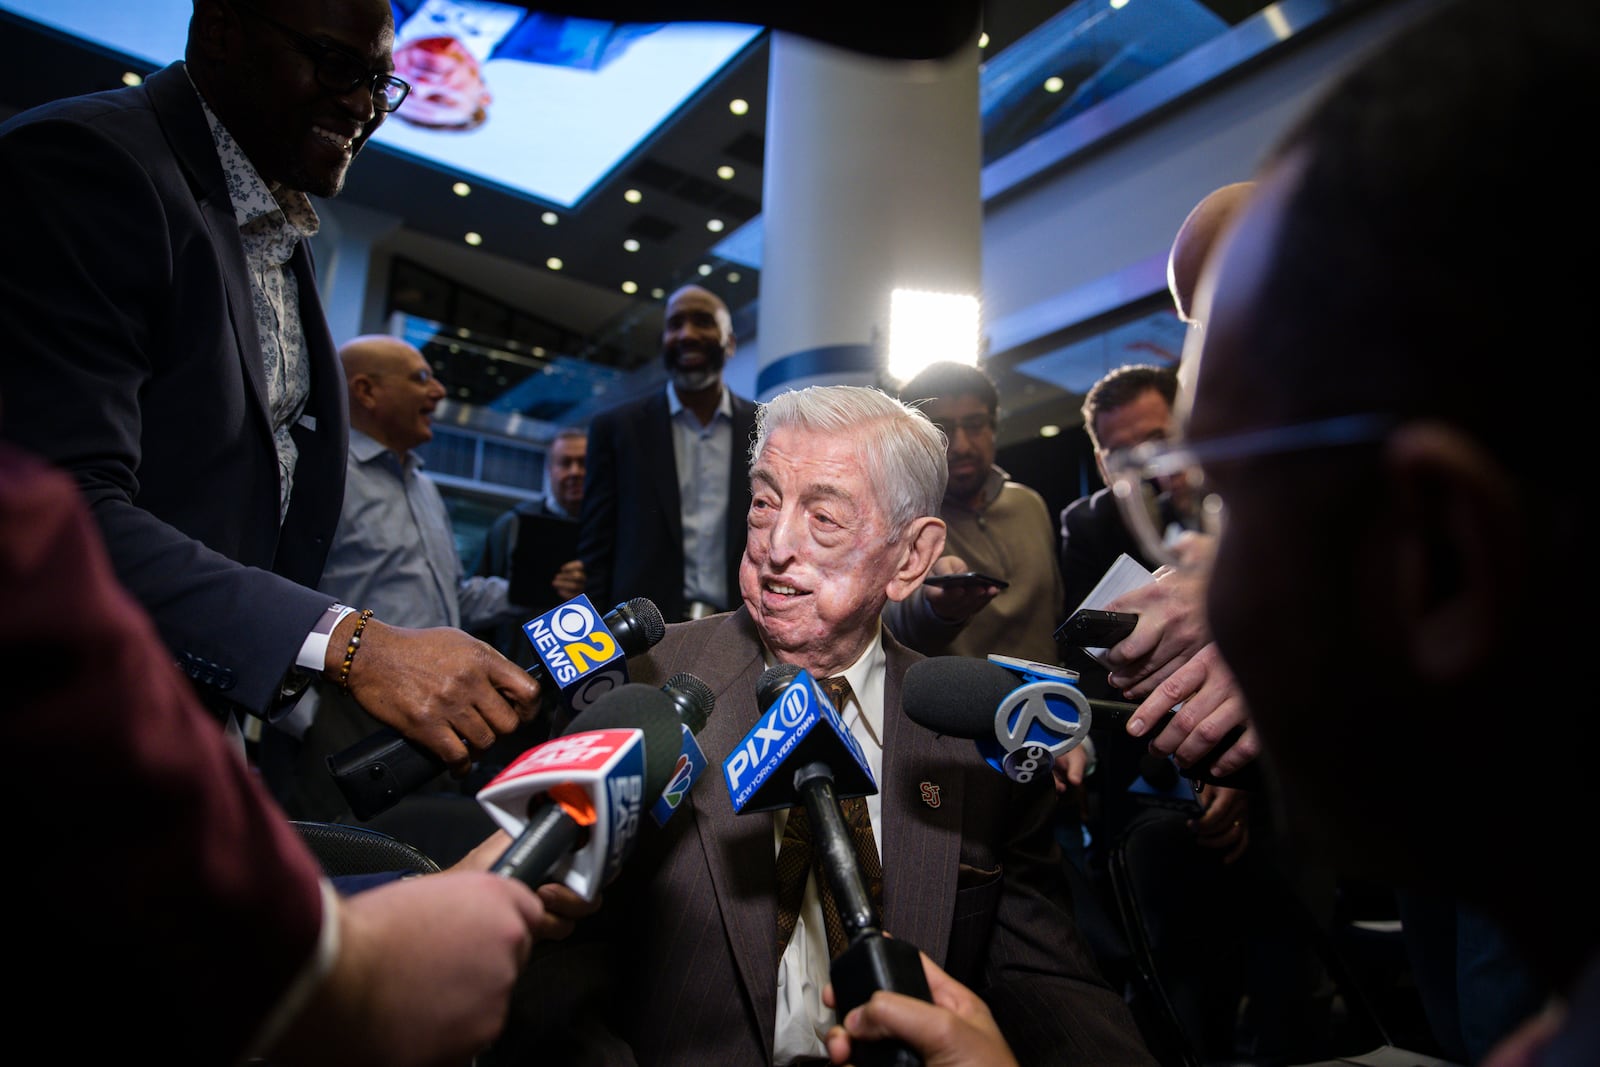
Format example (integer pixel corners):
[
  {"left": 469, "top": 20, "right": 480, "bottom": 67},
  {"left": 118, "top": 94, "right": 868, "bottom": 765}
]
[
  {"left": 506, "top": 385, "right": 1152, "bottom": 1066},
  {"left": 578, "top": 284, "right": 757, "bottom": 623},
  {"left": 0, "top": 0, "right": 537, "bottom": 780}
]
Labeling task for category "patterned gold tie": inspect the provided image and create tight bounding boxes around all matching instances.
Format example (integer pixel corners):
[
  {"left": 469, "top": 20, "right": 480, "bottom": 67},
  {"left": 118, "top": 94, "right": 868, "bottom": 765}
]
[{"left": 773, "top": 676, "right": 884, "bottom": 961}]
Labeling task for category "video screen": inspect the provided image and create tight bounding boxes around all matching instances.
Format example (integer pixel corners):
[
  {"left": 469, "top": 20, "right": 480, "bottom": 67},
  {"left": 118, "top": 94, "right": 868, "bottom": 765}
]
[{"left": 0, "top": 0, "right": 762, "bottom": 209}]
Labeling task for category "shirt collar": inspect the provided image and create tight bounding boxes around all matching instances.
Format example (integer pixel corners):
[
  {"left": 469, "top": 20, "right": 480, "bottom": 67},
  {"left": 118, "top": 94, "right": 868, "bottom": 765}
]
[
  {"left": 186, "top": 64, "right": 320, "bottom": 238},
  {"left": 543, "top": 492, "right": 571, "bottom": 518},
  {"left": 666, "top": 379, "right": 732, "bottom": 421},
  {"left": 349, "top": 428, "right": 419, "bottom": 469},
  {"left": 948, "top": 463, "right": 1009, "bottom": 513}
]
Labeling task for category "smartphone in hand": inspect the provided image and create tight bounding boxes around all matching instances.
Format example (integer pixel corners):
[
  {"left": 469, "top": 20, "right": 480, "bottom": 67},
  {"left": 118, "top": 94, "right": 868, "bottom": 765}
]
[
  {"left": 923, "top": 571, "right": 1011, "bottom": 590},
  {"left": 1055, "top": 607, "right": 1139, "bottom": 649}
]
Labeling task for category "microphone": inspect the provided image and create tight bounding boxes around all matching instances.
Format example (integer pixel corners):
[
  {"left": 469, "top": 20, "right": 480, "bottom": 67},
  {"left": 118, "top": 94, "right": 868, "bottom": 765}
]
[
  {"left": 327, "top": 596, "right": 667, "bottom": 821},
  {"left": 902, "top": 654, "right": 1262, "bottom": 790},
  {"left": 649, "top": 672, "right": 717, "bottom": 826},
  {"left": 724, "top": 664, "right": 928, "bottom": 1067},
  {"left": 479, "top": 682, "right": 682, "bottom": 900}
]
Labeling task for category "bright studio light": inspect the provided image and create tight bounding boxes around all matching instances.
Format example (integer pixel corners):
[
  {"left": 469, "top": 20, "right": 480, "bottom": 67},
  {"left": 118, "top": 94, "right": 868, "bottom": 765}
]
[{"left": 886, "top": 289, "right": 981, "bottom": 383}]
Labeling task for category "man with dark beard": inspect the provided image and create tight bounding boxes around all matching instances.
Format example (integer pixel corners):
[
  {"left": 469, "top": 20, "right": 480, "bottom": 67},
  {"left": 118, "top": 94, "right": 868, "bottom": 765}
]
[{"left": 578, "top": 284, "right": 757, "bottom": 622}]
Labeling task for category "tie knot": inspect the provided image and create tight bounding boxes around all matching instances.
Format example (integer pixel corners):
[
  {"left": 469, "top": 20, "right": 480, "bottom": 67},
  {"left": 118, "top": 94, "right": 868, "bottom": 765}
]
[{"left": 820, "top": 675, "right": 852, "bottom": 711}]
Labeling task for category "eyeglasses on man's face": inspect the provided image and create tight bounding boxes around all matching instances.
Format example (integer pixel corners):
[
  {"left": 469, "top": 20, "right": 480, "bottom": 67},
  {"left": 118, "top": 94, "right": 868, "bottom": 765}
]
[
  {"left": 229, "top": 0, "right": 411, "bottom": 113},
  {"left": 931, "top": 413, "right": 995, "bottom": 442},
  {"left": 1103, "top": 413, "right": 1394, "bottom": 569}
]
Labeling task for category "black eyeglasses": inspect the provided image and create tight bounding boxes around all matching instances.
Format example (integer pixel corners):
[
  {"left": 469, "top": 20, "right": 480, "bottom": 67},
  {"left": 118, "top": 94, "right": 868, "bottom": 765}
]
[
  {"left": 931, "top": 414, "right": 995, "bottom": 441},
  {"left": 229, "top": 0, "right": 411, "bottom": 113}
]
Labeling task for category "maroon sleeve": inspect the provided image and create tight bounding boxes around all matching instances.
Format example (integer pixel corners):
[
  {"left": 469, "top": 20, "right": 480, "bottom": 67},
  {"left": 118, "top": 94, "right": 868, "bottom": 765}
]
[{"left": 0, "top": 443, "right": 325, "bottom": 1063}]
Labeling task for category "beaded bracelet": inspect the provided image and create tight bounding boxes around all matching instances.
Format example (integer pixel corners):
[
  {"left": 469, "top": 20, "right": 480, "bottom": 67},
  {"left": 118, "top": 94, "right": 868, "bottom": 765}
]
[{"left": 338, "top": 609, "right": 375, "bottom": 691}]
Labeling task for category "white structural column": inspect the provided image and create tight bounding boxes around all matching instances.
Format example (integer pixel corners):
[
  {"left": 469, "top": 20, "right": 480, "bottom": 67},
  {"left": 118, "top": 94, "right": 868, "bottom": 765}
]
[{"left": 755, "top": 32, "right": 982, "bottom": 401}]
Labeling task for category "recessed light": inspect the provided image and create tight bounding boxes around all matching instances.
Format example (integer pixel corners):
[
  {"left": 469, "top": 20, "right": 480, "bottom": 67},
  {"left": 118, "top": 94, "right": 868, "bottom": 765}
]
[
  {"left": 716, "top": 165, "right": 735, "bottom": 181},
  {"left": 1044, "top": 76, "right": 1065, "bottom": 93},
  {"left": 122, "top": 72, "right": 143, "bottom": 87},
  {"left": 541, "top": 211, "right": 558, "bottom": 225},
  {"left": 623, "top": 238, "right": 640, "bottom": 252},
  {"left": 623, "top": 189, "right": 643, "bottom": 204},
  {"left": 697, "top": 264, "right": 713, "bottom": 277},
  {"left": 727, "top": 272, "right": 741, "bottom": 283},
  {"left": 1039, "top": 424, "right": 1062, "bottom": 438},
  {"left": 464, "top": 231, "right": 483, "bottom": 246},
  {"left": 650, "top": 288, "right": 665, "bottom": 299},
  {"left": 621, "top": 281, "right": 638, "bottom": 294},
  {"left": 546, "top": 257, "right": 563, "bottom": 271},
  {"left": 455, "top": 329, "right": 468, "bottom": 338},
  {"left": 706, "top": 219, "right": 724, "bottom": 233},
  {"left": 1110, "top": 0, "right": 1130, "bottom": 8},
  {"left": 452, "top": 182, "right": 471, "bottom": 197},
  {"left": 978, "top": 32, "right": 989, "bottom": 48},
  {"left": 729, "top": 98, "right": 749, "bottom": 116}
]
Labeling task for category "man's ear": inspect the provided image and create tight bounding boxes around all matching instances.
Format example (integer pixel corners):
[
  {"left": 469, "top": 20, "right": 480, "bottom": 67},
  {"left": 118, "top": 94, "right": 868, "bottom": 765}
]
[
  {"left": 884, "top": 517, "right": 946, "bottom": 603},
  {"left": 1384, "top": 423, "right": 1523, "bottom": 685},
  {"left": 346, "top": 373, "right": 378, "bottom": 413}
]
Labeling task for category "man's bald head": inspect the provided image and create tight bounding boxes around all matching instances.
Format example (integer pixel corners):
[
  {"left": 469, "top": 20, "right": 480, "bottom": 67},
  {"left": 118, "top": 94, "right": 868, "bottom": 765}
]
[
  {"left": 340, "top": 335, "right": 445, "bottom": 453},
  {"left": 1168, "top": 182, "right": 1254, "bottom": 324}
]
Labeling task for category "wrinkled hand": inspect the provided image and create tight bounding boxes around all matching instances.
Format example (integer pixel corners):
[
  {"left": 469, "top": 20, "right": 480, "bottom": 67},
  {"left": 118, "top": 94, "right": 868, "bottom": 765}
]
[
  {"left": 333, "top": 618, "right": 541, "bottom": 775},
  {"left": 1190, "top": 784, "right": 1250, "bottom": 863},
  {"left": 1124, "top": 641, "right": 1259, "bottom": 778},
  {"left": 551, "top": 559, "right": 585, "bottom": 601},
  {"left": 1103, "top": 560, "right": 1212, "bottom": 699},
  {"left": 824, "top": 951, "right": 1019, "bottom": 1067},
  {"left": 270, "top": 872, "right": 544, "bottom": 1066},
  {"left": 923, "top": 556, "right": 1002, "bottom": 624}
]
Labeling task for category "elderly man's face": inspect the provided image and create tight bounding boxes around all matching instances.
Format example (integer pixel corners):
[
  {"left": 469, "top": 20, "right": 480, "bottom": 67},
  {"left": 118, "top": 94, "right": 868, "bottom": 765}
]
[
  {"left": 741, "top": 425, "right": 933, "bottom": 676},
  {"left": 213, "top": 0, "right": 396, "bottom": 198}
]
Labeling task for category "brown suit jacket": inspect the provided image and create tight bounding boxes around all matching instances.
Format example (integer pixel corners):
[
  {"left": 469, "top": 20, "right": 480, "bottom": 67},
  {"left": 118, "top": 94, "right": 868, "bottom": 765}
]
[{"left": 507, "top": 608, "right": 1153, "bottom": 1066}]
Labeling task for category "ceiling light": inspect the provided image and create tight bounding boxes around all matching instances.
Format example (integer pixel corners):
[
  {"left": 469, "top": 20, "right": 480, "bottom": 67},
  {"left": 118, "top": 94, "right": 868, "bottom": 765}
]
[
  {"left": 729, "top": 98, "right": 749, "bottom": 116},
  {"left": 1044, "top": 76, "right": 1065, "bottom": 93},
  {"left": 717, "top": 165, "right": 735, "bottom": 181},
  {"left": 532, "top": 346, "right": 546, "bottom": 357},
  {"left": 727, "top": 272, "right": 742, "bottom": 283},
  {"left": 1110, "top": 0, "right": 1130, "bottom": 8},
  {"left": 706, "top": 219, "right": 724, "bottom": 233},
  {"left": 452, "top": 182, "right": 471, "bottom": 197},
  {"left": 121, "top": 72, "right": 143, "bottom": 87},
  {"left": 697, "top": 264, "right": 713, "bottom": 277},
  {"left": 546, "top": 257, "right": 563, "bottom": 271},
  {"left": 623, "top": 238, "right": 640, "bottom": 252},
  {"left": 978, "top": 32, "right": 989, "bottom": 49},
  {"left": 651, "top": 288, "right": 665, "bottom": 299},
  {"left": 464, "top": 231, "right": 483, "bottom": 246},
  {"left": 1039, "top": 424, "right": 1062, "bottom": 438},
  {"left": 541, "top": 211, "right": 558, "bottom": 225},
  {"left": 623, "top": 189, "right": 643, "bottom": 204},
  {"left": 621, "top": 281, "right": 639, "bottom": 294}
]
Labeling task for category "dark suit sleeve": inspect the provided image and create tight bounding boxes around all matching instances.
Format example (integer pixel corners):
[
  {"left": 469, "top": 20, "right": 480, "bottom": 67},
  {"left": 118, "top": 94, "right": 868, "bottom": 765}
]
[
  {"left": 0, "top": 112, "right": 333, "bottom": 717},
  {"left": 982, "top": 779, "right": 1158, "bottom": 1065},
  {"left": 577, "top": 411, "right": 620, "bottom": 610},
  {"left": 1059, "top": 491, "right": 1117, "bottom": 613}
]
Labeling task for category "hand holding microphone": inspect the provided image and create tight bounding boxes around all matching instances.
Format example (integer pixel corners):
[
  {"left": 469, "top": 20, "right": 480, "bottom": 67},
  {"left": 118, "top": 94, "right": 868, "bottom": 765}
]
[
  {"left": 480, "top": 672, "right": 714, "bottom": 900},
  {"left": 328, "top": 596, "right": 666, "bottom": 820},
  {"left": 902, "top": 654, "right": 1261, "bottom": 790}
]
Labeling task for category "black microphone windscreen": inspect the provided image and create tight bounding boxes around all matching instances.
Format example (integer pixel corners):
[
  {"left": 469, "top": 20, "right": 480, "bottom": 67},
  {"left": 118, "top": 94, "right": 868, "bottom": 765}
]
[
  {"left": 560, "top": 683, "right": 682, "bottom": 799},
  {"left": 664, "top": 672, "right": 714, "bottom": 733},
  {"left": 756, "top": 662, "right": 803, "bottom": 712},
  {"left": 608, "top": 597, "right": 666, "bottom": 654},
  {"left": 902, "top": 657, "right": 1020, "bottom": 738}
]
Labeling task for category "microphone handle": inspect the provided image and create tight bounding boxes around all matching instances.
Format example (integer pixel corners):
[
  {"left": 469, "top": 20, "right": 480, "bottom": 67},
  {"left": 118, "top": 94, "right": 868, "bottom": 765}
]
[
  {"left": 328, "top": 661, "right": 552, "bottom": 820},
  {"left": 792, "top": 765, "right": 926, "bottom": 1067},
  {"left": 490, "top": 802, "right": 583, "bottom": 885},
  {"left": 1087, "top": 699, "right": 1263, "bottom": 791}
]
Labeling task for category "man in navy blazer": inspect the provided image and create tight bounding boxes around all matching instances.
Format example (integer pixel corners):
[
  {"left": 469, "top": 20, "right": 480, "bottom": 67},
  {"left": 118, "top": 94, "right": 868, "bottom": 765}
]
[
  {"left": 0, "top": 0, "right": 537, "bottom": 780},
  {"left": 578, "top": 284, "right": 758, "bottom": 623}
]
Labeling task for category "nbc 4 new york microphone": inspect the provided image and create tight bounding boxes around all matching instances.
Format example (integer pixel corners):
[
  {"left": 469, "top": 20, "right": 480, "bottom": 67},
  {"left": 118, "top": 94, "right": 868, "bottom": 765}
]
[
  {"left": 902, "top": 654, "right": 1261, "bottom": 789},
  {"left": 327, "top": 595, "right": 667, "bottom": 821},
  {"left": 723, "top": 664, "right": 929, "bottom": 1067},
  {"left": 479, "top": 674, "right": 710, "bottom": 900}
]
